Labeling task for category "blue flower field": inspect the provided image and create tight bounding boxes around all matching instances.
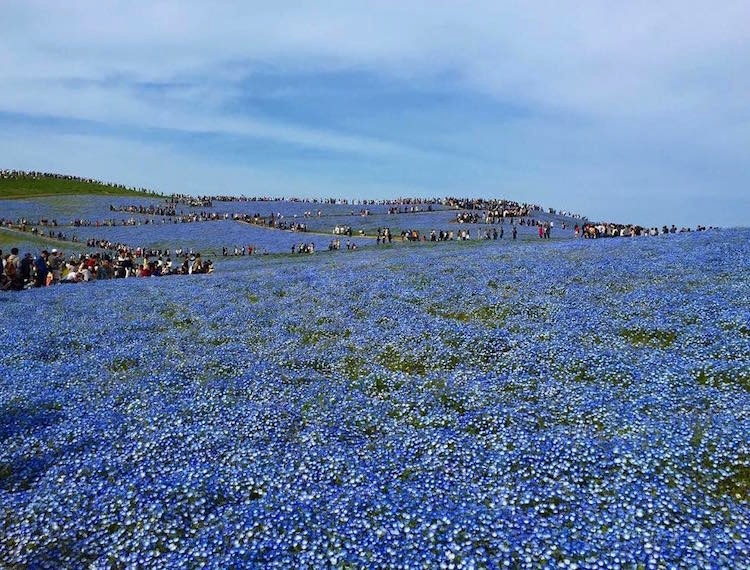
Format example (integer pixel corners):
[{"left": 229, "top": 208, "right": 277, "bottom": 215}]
[{"left": 1, "top": 223, "right": 748, "bottom": 567}]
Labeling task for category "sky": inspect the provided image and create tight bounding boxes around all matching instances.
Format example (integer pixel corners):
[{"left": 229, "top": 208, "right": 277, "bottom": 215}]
[{"left": 1, "top": 1, "right": 749, "bottom": 228}]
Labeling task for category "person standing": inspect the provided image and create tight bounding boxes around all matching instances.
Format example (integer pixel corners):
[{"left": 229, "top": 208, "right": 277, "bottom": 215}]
[
  {"left": 48, "top": 248, "right": 63, "bottom": 283},
  {"left": 5, "top": 247, "right": 22, "bottom": 290},
  {"left": 34, "top": 250, "right": 49, "bottom": 287},
  {"left": 20, "top": 253, "right": 33, "bottom": 287},
  {"left": 3, "top": 250, "right": 19, "bottom": 291},
  {"left": 512, "top": 225, "right": 517, "bottom": 240}
]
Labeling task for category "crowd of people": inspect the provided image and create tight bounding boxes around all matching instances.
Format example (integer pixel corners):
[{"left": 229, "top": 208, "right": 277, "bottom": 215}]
[
  {"left": 375, "top": 228, "right": 393, "bottom": 244},
  {"left": 211, "top": 195, "right": 443, "bottom": 206},
  {"left": 3, "top": 211, "right": 229, "bottom": 232},
  {"left": 111, "top": 204, "right": 181, "bottom": 216},
  {"left": 110, "top": 203, "right": 230, "bottom": 220},
  {"left": 386, "top": 204, "right": 434, "bottom": 214},
  {"left": 333, "top": 225, "right": 353, "bottom": 236},
  {"left": 234, "top": 213, "right": 308, "bottom": 232},
  {"left": 1, "top": 247, "right": 213, "bottom": 291},
  {"left": 577, "top": 223, "right": 713, "bottom": 238},
  {"left": 327, "top": 239, "right": 359, "bottom": 251},
  {"left": 166, "top": 194, "right": 213, "bottom": 207},
  {"left": 393, "top": 226, "right": 521, "bottom": 242},
  {"left": 445, "top": 198, "right": 537, "bottom": 218},
  {"left": 291, "top": 243, "right": 316, "bottom": 254}
]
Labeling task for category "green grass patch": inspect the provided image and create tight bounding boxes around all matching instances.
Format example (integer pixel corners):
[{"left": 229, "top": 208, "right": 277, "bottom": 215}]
[
  {"left": 0, "top": 227, "right": 85, "bottom": 250},
  {"left": 160, "top": 303, "right": 196, "bottom": 330},
  {"left": 568, "top": 362, "right": 596, "bottom": 383},
  {"left": 720, "top": 322, "right": 750, "bottom": 338},
  {"left": 716, "top": 464, "right": 749, "bottom": 503},
  {"left": 426, "top": 305, "right": 471, "bottom": 322},
  {"left": 109, "top": 357, "right": 138, "bottom": 373},
  {"left": 426, "top": 303, "right": 513, "bottom": 326},
  {"left": 377, "top": 345, "right": 428, "bottom": 376},
  {"left": 619, "top": 328, "right": 677, "bottom": 349},
  {"left": 693, "top": 368, "right": 750, "bottom": 392},
  {"left": 0, "top": 175, "right": 162, "bottom": 199},
  {"left": 339, "top": 353, "right": 367, "bottom": 381},
  {"left": 286, "top": 324, "right": 350, "bottom": 345}
]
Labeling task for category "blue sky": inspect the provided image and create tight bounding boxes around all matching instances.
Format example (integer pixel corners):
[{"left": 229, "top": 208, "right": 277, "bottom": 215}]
[{"left": 1, "top": 1, "right": 749, "bottom": 227}]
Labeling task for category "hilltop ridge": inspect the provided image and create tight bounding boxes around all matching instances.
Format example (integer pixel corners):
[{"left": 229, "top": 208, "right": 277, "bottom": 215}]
[
  {"left": 3, "top": 169, "right": 714, "bottom": 233},
  {"left": 0, "top": 170, "right": 162, "bottom": 199}
]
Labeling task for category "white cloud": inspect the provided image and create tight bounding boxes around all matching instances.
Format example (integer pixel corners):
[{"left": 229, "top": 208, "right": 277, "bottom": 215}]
[{"left": 1, "top": 1, "right": 749, "bottom": 227}]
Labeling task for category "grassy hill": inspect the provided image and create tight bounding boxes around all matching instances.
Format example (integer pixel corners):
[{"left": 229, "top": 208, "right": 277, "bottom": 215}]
[{"left": 0, "top": 174, "right": 162, "bottom": 199}]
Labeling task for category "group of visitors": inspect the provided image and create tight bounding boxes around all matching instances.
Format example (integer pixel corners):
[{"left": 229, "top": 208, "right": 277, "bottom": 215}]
[
  {"left": 452, "top": 211, "right": 555, "bottom": 229},
  {"left": 395, "top": 225, "right": 521, "bottom": 242},
  {"left": 1, "top": 224, "right": 159, "bottom": 255},
  {"left": 327, "top": 239, "right": 358, "bottom": 251},
  {"left": 110, "top": 204, "right": 180, "bottom": 216},
  {"left": 233, "top": 213, "right": 308, "bottom": 232},
  {"left": 291, "top": 243, "right": 316, "bottom": 254},
  {"left": 3, "top": 213, "right": 227, "bottom": 243},
  {"left": 386, "top": 204, "right": 434, "bottom": 214},
  {"left": 109, "top": 204, "right": 224, "bottom": 220},
  {"left": 211, "top": 195, "right": 442, "bottom": 206},
  {"left": 166, "top": 194, "right": 213, "bottom": 207},
  {"left": 333, "top": 225, "right": 353, "bottom": 236},
  {"left": 375, "top": 228, "right": 393, "bottom": 244},
  {"left": 223, "top": 246, "right": 253, "bottom": 256},
  {"left": 576, "top": 223, "right": 714, "bottom": 238},
  {"left": 214, "top": 195, "right": 329, "bottom": 204},
  {"left": 440, "top": 226, "right": 519, "bottom": 241},
  {"left": 445, "top": 197, "right": 537, "bottom": 218},
  {"left": 1, "top": 247, "right": 213, "bottom": 291}
]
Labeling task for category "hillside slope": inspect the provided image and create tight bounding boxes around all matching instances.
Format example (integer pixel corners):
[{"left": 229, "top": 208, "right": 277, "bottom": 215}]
[{"left": 0, "top": 173, "right": 161, "bottom": 199}]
